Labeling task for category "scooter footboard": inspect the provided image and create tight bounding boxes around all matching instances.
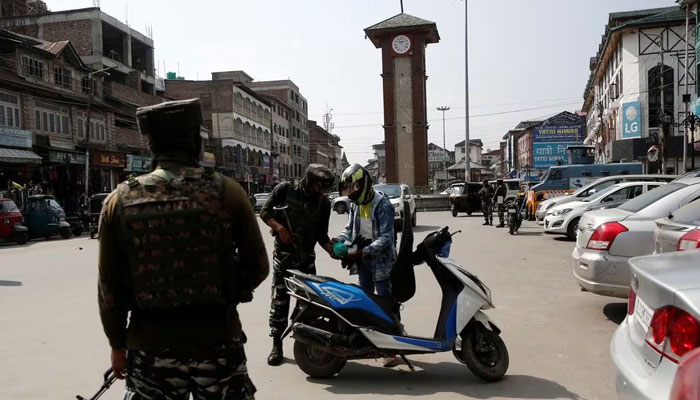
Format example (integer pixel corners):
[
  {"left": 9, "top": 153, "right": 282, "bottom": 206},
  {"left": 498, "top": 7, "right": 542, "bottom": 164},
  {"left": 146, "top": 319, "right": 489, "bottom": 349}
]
[{"left": 472, "top": 310, "right": 501, "bottom": 334}]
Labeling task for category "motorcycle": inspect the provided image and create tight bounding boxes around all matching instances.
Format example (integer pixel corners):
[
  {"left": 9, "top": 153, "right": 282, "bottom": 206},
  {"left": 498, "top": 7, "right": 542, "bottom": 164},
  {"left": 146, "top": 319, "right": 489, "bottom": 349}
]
[
  {"left": 282, "top": 202, "right": 509, "bottom": 382},
  {"left": 506, "top": 193, "right": 526, "bottom": 235}
]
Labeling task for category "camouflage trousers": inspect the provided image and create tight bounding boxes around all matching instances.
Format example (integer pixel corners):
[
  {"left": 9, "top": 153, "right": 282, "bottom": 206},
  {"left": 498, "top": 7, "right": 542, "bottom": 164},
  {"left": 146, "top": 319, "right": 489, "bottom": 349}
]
[
  {"left": 123, "top": 339, "right": 255, "bottom": 400},
  {"left": 269, "top": 250, "right": 315, "bottom": 338}
]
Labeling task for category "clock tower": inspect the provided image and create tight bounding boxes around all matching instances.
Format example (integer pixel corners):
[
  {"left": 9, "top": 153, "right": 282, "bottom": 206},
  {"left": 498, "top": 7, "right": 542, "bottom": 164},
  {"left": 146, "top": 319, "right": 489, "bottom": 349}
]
[{"left": 365, "top": 13, "right": 440, "bottom": 188}]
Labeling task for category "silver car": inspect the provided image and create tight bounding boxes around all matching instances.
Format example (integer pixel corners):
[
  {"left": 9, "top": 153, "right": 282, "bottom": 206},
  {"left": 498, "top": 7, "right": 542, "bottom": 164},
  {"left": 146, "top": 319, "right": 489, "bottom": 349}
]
[
  {"left": 573, "top": 178, "right": 700, "bottom": 298},
  {"left": 611, "top": 251, "right": 700, "bottom": 400},
  {"left": 535, "top": 174, "right": 675, "bottom": 223},
  {"left": 654, "top": 199, "right": 700, "bottom": 254}
]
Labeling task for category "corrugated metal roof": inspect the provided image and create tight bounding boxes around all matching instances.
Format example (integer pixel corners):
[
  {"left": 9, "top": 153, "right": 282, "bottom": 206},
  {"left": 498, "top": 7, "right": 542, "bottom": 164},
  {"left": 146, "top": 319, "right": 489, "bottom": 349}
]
[
  {"left": 34, "top": 40, "right": 70, "bottom": 55},
  {"left": 609, "top": 6, "right": 676, "bottom": 20},
  {"left": 616, "top": 7, "right": 687, "bottom": 28},
  {"left": 0, "top": 148, "right": 42, "bottom": 164},
  {"left": 365, "top": 13, "right": 436, "bottom": 31}
]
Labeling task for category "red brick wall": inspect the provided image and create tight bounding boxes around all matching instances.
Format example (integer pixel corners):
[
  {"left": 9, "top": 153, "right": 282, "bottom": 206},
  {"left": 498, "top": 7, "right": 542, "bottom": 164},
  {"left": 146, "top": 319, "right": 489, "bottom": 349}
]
[
  {"left": 40, "top": 20, "right": 94, "bottom": 56},
  {"left": 104, "top": 81, "right": 161, "bottom": 107}
]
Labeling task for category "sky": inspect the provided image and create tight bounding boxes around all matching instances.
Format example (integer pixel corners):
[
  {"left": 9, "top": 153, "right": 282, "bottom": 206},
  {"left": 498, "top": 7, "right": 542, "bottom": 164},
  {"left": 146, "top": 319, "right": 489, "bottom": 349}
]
[{"left": 54, "top": 0, "right": 678, "bottom": 164}]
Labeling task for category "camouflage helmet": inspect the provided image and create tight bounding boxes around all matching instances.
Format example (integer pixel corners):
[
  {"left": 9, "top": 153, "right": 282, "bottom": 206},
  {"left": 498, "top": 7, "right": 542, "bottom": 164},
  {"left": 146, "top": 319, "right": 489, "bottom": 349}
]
[
  {"left": 303, "top": 164, "right": 335, "bottom": 190},
  {"left": 136, "top": 98, "right": 202, "bottom": 158}
]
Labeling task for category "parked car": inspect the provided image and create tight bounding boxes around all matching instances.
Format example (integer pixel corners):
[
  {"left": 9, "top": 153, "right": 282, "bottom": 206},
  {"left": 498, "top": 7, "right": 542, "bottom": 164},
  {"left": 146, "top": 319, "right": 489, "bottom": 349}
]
[
  {"left": 332, "top": 195, "right": 351, "bottom": 214},
  {"left": 611, "top": 251, "right": 700, "bottom": 400},
  {"left": 535, "top": 174, "right": 675, "bottom": 224},
  {"left": 374, "top": 183, "right": 417, "bottom": 227},
  {"left": 447, "top": 182, "right": 482, "bottom": 217},
  {"left": 654, "top": 198, "right": 700, "bottom": 254},
  {"left": 24, "top": 195, "right": 72, "bottom": 240},
  {"left": 252, "top": 193, "right": 269, "bottom": 212},
  {"left": 489, "top": 178, "right": 520, "bottom": 203},
  {"left": 669, "top": 347, "right": 700, "bottom": 400},
  {"left": 0, "top": 197, "right": 28, "bottom": 244},
  {"left": 544, "top": 182, "right": 663, "bottom": 240},
  {"left": 573, "top": 177, "right": 700, "bottom": 298}
]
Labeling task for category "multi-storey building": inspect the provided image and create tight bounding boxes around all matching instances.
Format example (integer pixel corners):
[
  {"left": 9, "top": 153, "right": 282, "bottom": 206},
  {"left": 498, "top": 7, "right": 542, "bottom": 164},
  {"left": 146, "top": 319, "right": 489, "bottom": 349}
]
[{"left": 308, "top": 120, "right": 343, "bottom": 175}]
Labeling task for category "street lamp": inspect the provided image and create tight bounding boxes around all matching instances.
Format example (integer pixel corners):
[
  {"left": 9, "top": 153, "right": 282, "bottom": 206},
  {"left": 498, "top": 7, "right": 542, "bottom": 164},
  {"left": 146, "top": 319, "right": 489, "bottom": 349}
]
[
  {"left": 436, "top": 106, "right": 450, "bottom": 187},
  {"left": 464, "top": 1, "right": 471, "bottom": 183}
]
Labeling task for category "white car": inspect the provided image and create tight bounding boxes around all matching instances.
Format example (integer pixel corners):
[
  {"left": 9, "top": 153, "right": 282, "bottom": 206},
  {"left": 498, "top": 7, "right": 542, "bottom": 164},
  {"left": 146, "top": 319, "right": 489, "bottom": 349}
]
[
  {"left": 374, "top": 183, "right": 417, "bottom": 227},
  {"left": 535, "top": 174, "right": 675, "bottom": 224},
  {"left": 253, "top": 193, "right": 269, "bottom": 212},
  {"left": 544, "top": 182, "right": 664, "bottom": 240}
]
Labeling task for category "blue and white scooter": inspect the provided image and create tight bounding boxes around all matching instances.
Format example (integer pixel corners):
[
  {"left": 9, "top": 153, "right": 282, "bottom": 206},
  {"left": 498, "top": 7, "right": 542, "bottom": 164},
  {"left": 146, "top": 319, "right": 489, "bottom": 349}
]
[{"left": 282, "top": 202, "right": 509, "bottom": 381}]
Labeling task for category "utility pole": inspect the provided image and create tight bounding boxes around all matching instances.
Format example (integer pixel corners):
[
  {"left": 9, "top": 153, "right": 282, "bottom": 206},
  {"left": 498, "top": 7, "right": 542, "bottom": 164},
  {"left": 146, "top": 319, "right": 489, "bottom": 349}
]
[
  {"left": 437, "top": 106, "right": 450, "bottom": 187},
  {"left": 659, "top": 33, "right": 667, "bottom": 174},
  {"left": 464, "top": 2, "right": 471, "bottom": 183},
  {"left": 684, "top": 4, "right": 690, "bottom": 172},
  {"left": 84, "top": 66, "right": 114, "bottom": 203}
]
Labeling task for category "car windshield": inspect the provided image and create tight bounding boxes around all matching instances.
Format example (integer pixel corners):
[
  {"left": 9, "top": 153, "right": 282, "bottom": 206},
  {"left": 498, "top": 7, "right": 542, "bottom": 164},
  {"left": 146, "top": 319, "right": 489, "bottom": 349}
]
[
  {"left": 618, "top": 182, "right": 686, "bottom": 213},
  {"left": 0, "top": 200, "right": 20, "bottom": 213},
  {"left": 669, "top": 199, "right": 700, "bottom": 225},
  {"left": 373, "top": 185, "right": 401, "bottom": 199},
  {"left": 46, "top": 199, "right": 62, "bottom": 210}
]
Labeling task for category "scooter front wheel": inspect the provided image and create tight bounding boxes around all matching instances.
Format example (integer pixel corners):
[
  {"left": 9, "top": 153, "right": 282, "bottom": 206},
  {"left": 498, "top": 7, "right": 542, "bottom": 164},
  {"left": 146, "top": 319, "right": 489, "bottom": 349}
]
[
  {"left": 462, "top": 325, "right": 509, "bottom": 382},
  {"left": 293, "top": 340, "right": 346, "bottom": 379}
]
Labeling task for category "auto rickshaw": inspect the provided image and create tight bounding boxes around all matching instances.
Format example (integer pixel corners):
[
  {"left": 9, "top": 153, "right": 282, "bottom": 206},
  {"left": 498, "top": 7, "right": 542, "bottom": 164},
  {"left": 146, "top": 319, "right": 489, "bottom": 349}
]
[
  {"left": 88, "top": 193, "right": 109, "bottom": 239},
  {"left": 24, "top": 195, "right": 72, "bottom": 240},
  {"left": 0, "top": 197, "right": 29, "bottom": 244},
  {"left": 448, "top": 182, "right": 482, "bottom": 217}
]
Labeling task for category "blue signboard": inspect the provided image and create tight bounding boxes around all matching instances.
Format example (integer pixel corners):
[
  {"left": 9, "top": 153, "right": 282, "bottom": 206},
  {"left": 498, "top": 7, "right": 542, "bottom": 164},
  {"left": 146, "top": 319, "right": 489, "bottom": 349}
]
[
  {"left": 621, "top": 101, "right": 641, "bottom": 139},
  {"left": 533, "top": 125, "right": 583, "bottom": 143},
  {"left": 0, "top": 127, "right": 32, "bottom": 148},
  {"left": 533, "top": 142, "right": 578, "bottom": 168}
]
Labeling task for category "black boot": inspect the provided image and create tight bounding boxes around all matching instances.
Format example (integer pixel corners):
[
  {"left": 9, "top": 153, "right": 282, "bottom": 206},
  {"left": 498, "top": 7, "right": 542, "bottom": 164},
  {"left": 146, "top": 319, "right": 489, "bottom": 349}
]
[{"left": 267, "top": 337, "right": 283, "bottom": 366}]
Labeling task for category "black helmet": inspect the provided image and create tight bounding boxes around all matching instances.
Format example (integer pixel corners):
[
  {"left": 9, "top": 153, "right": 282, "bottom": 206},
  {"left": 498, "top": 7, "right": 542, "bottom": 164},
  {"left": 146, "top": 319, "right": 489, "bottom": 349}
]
[
  {"left": 482, "top": 179, "right": 489, "bottom": 186},
  {"left": 303, "top": 164, "right": 335, "bottom": 190},
  {"left": 339, "top": 164, "right": 373, "bottom": 204},
  {"left": 497, "top": 178, "right": 504, "bottom": 184},
  {"left": 137, "top": 98, "right": 202, "bottom": 158}
]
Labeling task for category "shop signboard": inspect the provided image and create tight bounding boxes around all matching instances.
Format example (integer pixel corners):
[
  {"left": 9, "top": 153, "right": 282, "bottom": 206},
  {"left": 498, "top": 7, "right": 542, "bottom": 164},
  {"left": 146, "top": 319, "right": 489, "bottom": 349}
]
[
  {"left": 125, "top": 155, "right": 152, "bottom": 173},
  {"left": 49, "top": 150, "right": 86, "bottom": 165},
  {"left": 201, "top": 152, "right": 215, "bottom": 167},
  {"left": 533, "top": 125, "right": 584, "bottom": 143},
  {"left": 621, "top": 101, "right": 641, "bottom": 139},
  {"left": 92, "top": 150, "right": 126, "bottom": 168},
  {"left": 533, "top": 142, "right": 578, "bottom": 168},
  {"left": 0, "top": 127, "right": 32, "bottom": 148}
]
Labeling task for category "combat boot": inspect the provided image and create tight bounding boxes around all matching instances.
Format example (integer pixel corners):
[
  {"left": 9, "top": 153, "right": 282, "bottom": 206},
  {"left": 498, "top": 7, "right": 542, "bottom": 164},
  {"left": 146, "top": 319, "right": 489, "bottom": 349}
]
[{"left": 267, "top": 337, "right": 283, "bottom": 366}]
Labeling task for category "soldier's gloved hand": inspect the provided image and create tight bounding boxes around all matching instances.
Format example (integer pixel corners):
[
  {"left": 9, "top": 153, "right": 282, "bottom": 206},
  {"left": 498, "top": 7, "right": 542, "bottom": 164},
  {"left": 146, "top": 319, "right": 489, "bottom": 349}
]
[{"left": 277, "top": 226, "right": 293, "bottom": 245}]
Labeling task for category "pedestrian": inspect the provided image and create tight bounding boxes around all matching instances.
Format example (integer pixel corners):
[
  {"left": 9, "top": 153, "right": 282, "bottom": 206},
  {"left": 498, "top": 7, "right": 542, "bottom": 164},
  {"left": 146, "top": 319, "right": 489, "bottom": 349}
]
[
  {"left": 493, "top": 178, "right": 508, "bottom": 228},
  {"left": 259, "top": 164, "right": 336, "bottom": 366},
  {"left": 335, "top": 164, "right": 399, "bottom": 367},
  {"left": 478, "top": 179, "right": 494, "bottom": 226},
  {"left": 97, "top": 99, "right": 269, "bottom": 400}
]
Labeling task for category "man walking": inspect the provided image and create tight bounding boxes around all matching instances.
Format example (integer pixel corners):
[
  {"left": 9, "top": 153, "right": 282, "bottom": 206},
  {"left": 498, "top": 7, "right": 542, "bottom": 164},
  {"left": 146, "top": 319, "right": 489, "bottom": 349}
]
[
  {"left": 478, "top": 179, "right": 494, "bottom": 226},
  {"left": 260, "top": 164, "right": 336, "bottom": 366},
  {"left": 98, "top": 99, "right": 269, "bottom": 399}
]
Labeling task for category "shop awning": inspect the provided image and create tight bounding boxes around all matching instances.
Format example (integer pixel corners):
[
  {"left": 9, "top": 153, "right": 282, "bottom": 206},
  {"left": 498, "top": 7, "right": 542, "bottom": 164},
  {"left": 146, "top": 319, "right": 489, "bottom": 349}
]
[{"left": 0, "top": 148, "right": 43, "bottom": 164}]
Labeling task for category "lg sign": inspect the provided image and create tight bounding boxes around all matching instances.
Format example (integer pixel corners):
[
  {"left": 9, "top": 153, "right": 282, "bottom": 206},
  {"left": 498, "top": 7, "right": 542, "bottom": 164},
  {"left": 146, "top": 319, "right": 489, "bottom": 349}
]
[{"left": 622, "top": 101, "right": 641, "bottom": 139}]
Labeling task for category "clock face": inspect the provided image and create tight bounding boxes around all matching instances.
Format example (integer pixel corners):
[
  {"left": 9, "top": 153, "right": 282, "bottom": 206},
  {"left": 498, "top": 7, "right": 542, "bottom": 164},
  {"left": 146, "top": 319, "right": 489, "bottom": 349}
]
[{"left": 392, "top": 35, "right": 411, "bottom": 55}]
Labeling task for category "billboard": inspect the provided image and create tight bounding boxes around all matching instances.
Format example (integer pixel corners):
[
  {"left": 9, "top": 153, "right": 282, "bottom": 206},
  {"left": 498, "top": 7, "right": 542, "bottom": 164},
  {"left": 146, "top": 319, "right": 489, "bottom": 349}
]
[
  {"left": 533, "top": 142, "right": 578, "bottom": 168},
  {"left": 621, "top": 101, "right": 641, "bottom": 139},
  {"left": 533, "top": 125, "right": 583, "bottom": 143}
]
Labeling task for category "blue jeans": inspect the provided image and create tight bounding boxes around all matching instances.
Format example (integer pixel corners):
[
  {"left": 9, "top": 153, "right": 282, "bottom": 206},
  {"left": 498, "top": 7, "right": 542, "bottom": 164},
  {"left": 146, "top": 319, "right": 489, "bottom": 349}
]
[{"left": 358, "top": 264, "right": 392, "bottom": 296}]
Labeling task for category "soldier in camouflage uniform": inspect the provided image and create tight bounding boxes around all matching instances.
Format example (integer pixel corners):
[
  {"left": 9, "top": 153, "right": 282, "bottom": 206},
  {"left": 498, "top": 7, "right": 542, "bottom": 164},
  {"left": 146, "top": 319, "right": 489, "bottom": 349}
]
[
  {"left": 478, "top": 179, "right": 494, "bottom": 226},
  {"left": 98, "top": 99, "right": 269, "bottom": 400},
  {"left": 259, "top": 164, "right": 336, "bottom": 366}
]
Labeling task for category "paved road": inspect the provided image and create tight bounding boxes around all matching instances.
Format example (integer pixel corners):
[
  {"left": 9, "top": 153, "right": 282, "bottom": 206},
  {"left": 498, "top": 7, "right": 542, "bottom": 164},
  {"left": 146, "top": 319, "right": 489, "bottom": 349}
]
[{"left": 0, "top": 211, "right": 623, "bottom": 399}]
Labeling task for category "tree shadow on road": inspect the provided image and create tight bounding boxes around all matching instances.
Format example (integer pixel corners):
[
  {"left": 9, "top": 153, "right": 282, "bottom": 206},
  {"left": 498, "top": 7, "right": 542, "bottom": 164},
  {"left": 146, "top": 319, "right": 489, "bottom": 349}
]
[
  {"left": 604, "top": 302, "right": 627, "bottom": 325},
  {"left": 313, "top": 360, "right": 586, "bottom": 399},
  {"left": 0, "top": 280, "right": 22, "bottom": 287}
]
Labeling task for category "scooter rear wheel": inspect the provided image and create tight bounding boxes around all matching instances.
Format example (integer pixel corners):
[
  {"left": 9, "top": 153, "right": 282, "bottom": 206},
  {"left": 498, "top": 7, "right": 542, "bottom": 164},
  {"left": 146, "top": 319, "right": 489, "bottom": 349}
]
[
  {"left": 462, "top": 325, "right": 509, "bottom": 382},
  {"left": 293, "top": 340, "right": 346, "bottom": 379}
]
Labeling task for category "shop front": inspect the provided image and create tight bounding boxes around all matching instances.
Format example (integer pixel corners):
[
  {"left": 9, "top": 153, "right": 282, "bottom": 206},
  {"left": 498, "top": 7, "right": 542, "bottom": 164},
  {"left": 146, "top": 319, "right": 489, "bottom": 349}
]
[
  {"left": 0, "top": 127, "right": 42, "bottom": 192},
  {"left": 124, "top": 154, "right": 152, "bottom": 178},
  {"left": 46, "top": 149, "right": 86, "bottom": 208},
  {"left": 91, "top": 150, "right": 126, "bottom": 194}
]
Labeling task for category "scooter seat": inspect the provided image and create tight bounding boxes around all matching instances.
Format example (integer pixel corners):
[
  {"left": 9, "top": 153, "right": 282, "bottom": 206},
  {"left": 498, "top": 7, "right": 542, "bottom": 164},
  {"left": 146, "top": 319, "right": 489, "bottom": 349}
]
[{"left": 288, "top": 270, "right": 340, "bottom": 285}]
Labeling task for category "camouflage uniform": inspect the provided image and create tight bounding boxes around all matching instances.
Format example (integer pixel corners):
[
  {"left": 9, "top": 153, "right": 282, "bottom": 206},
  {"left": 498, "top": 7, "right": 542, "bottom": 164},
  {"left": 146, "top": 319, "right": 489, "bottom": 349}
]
[
  {"left": 478, "top": 185, "right": 494, "bottom": 225},
  {"left": 259, "top": 180, "right": 332, "bottom": 337},
  {"left": 98, "top": 98, "right": 268, "bottom": 400},
  {"left": 493, "top": 183, "right": 508, "bottom": 226}
]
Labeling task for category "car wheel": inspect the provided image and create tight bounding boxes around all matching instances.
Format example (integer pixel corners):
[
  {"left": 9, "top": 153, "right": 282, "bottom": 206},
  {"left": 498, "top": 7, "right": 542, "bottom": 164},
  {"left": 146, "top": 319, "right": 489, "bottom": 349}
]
[
  {"left": 59, "top": 227, "right": 72, "bottom": 239},
  {"left": 566, "top": 217, "right": 580, "bottom": 241},
  {"left": 15, "top": 232, "right": 29, "bottom": 245},
  {"left": 335, "top": 202, "right": 347, "bottom": 214}
]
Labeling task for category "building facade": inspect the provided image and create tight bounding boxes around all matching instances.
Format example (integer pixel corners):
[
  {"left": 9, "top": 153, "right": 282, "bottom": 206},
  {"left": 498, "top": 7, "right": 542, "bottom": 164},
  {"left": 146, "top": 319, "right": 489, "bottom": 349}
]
[
  {"left": 308, "top": 120, "right": 343, "bottom": 175},
  {"left": 427, "top": 142, "right": 454, "bottom": 190},
  {"left": 582, "top": 6, "right": 699, "bottom": 173}
]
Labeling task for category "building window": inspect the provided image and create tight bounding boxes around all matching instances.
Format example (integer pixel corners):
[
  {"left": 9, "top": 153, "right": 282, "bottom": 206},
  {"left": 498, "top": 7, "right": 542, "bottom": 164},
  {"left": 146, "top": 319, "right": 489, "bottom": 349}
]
[
  {"left": 76, "top": 111, "right": 106, "bottom": 142},
  {"left": 54, "top": 67, "right": 72, "bottom": 89},
  {"left": 200, "top": 94, "right": 212, "bottom": 109},
  {"left": 34, "top": 103, "right": 69, "bottom": 135},
  {"left": 21, "top": 56, "right": 44, "bottom": 80},
  {"left": 0, "top": 91, "right": 21, "bottom": 128},
  {"left": 648, "top": 65, "right": 674, "bottom": 129},
  {"left": 81, "top": 76, "right": 91, "bottom": 94}
]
